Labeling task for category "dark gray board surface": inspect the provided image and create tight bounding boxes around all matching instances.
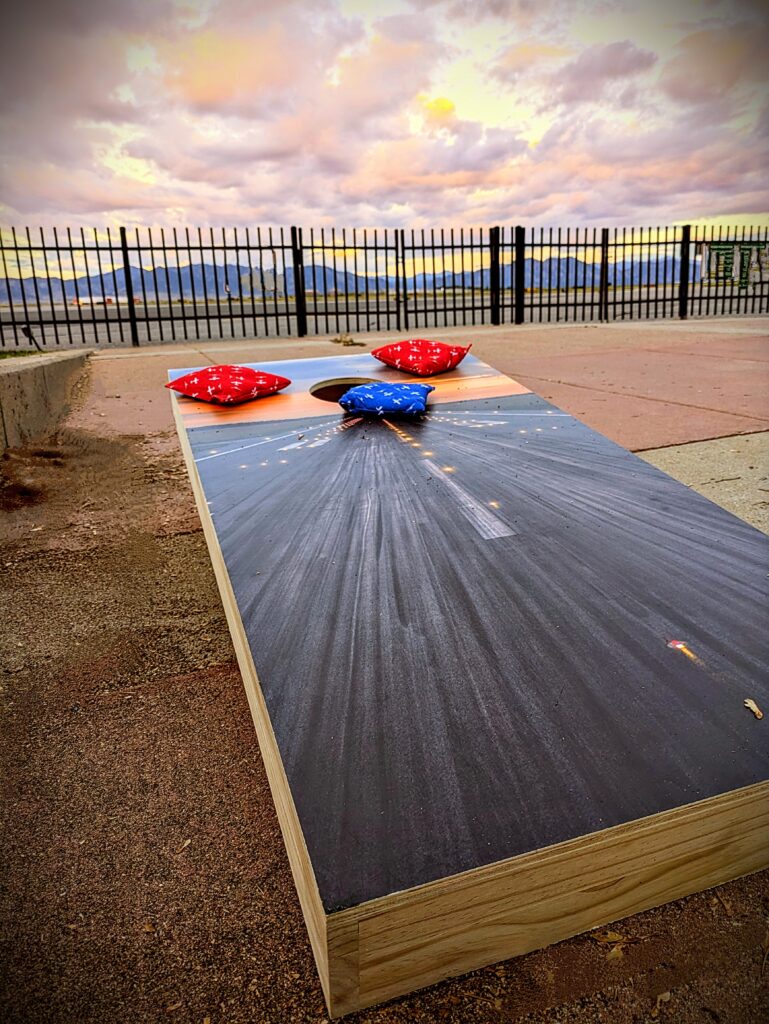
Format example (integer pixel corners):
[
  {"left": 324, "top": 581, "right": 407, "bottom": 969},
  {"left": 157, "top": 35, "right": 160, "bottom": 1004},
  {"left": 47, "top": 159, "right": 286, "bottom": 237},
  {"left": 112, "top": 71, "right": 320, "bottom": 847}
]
[{"left": 178, "top": 358, "right": 769, "bottom": 913}]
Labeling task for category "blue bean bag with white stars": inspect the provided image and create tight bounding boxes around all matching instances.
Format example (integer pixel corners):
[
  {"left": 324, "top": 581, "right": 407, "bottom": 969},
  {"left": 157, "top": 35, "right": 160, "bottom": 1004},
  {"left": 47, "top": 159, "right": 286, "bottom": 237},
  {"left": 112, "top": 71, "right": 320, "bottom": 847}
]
[{"left": 338, "top": 381, "right": 435, "bottom": 416}]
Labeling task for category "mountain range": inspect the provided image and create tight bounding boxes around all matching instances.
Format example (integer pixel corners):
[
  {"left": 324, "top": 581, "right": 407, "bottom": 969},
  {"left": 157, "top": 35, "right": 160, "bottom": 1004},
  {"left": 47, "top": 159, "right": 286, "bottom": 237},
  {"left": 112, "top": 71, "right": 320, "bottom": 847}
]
[{"left": 0, "top": 257, "right": 698, "bottom": 304}]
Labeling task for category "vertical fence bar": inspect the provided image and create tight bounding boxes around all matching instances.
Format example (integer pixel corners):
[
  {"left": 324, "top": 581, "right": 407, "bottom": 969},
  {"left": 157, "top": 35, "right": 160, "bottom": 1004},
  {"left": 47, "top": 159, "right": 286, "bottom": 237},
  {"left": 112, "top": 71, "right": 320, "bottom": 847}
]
[
  {"left": 561, "top": 227, "right": 569, "bottom": 319},
  {"left": 170, "top": 228, "right": 188, "bottom": 341},
  {"left": 469, "top": 227, "right": 476, "bottom": 326},
  {"left": 79, "top": 228, "right": 98, "bottom": 345},
  {"left": 146, "top": 227, "right": 164, "bottom": 342},
  {"left": 309, "top": 227, "right": 319, "bottom": 335},
  {"left": 242, "top": 227, "right": 258, "bottom": 339},
  {"left": 67, "top": 228, "right": 86, "bottom": 344},
  {"left": 38, "top": 227, "right": 60, "bottom": 345},
  {"left": 221, "top": 226, "right": 235, "bottom": 338},
  {"left": 279, "top": 227, "right": 292, "bottom": 336},
  {"left": 13, "top": 229, "right": 33, "bottom": 345},
  {"left": 0, "top": 229, "right": 21, "bottom": 346},
  {"left": 449, "top": 228, "right": 457, "bottom": 326},
  {"left": 362, "top": 229, "right": 370, "bottom": 332},
  {"left": 440, "top": 228, "right": 448, "bottom": 327},
  {"left": 163, "top": 228, "right": 180, "bottom": 341},
  {"left": 715, "top": 223, "right": 725, "bottom": 317},
  {"left": 582, "top": 228, "right": 589, "bottom": 321},
  {"left": 678, "top": 224, "right": 691, "bottom": 320},
  {"left": 737, "top": 224, "right": 747, "bottom": 315},
  {"left": 429, "top": 228, "right": 437, "bottom": 328},
  {"left": 196, "top": 228, "right": 211, "bottom": 339},
  {"left": 652, "top": 227, "right": 660, "bottom": 320},
  {"left": 599, "top": 228, "right": 609, "bottom": 322},
  {"left": 106, "top": 227, "right": 125, "bottom": 344},
  {"left": 208, "top": 227, "right": 224, "bottom": 338},
  {"left": 135, "top": 228, "right": 152, "bottom": 341},
  {"left": 588, "top": 228, "right": 597, "bottom": 321},
  {"left": 92, "top": 227, "right": 114, "bottom": 345},
  {"left": 513, "top": 225, "right": 525, "bottom": 325},
  {"left": 391, "top": 229, "right": 399, "bottom": 332},
  {"left": 352, "top": 228, "right": 361, "bottom": 333},
  {"left": 329, "top": 227, "right": 339, "bottom": 335},
  {"left": 537, "top": 229, "right": 544, "bottom": 322},
  {"left": 400, "top": 229, "right": 409, "bottom": 332},
  {"left": 319, "top": 227, "right": 330, "bottom": 334},
  {"left": 119, "top": 226, "right": 140, "bottom": 346},
  {"left": 185, "top": 227, "right": 201, "bottom": 341},
  {"left": 459, "top": 228, "right": 467, "bottom": 326},
  {"left": 24, "top": 227, "right": 45, "bottom": 345},
  {"left": 341, "top": 227, "right": 351, "bottom": 333},
  {"left": 377, "top": 230, "right": 385, "bottom": 332},
  {"left": 291, "top": 225, "right": 308, "bottom": 337},
  {"left": 489, "top": 225, "right": 501, "bottom": 326},
  {"left": 418, "top": 229, "right": 426, "bottom": 328}
]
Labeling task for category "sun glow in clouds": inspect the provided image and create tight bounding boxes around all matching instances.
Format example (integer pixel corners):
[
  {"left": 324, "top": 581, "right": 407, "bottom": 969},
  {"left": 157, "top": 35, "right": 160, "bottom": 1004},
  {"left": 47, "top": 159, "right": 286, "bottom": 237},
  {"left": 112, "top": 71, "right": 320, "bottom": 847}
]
[{"left": 0, "top": 0, "right": 767, "bottom": 230}]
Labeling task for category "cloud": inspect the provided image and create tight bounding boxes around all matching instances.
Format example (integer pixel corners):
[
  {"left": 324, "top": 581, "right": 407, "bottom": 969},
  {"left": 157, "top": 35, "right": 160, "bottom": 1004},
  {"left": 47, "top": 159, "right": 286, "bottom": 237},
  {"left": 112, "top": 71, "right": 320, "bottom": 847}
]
[
  {"left": 158, "top": 4, "right": 361, "bottom": 116},
  {"left": 0, "top": 0, "right": 767, "bottom": 230},
  {"left": 548, "top": 40, "right": 657, "bottom": 105},
  {"left": 659, "top": 23, "right": 769, "bottom": 105},
  {"left": 491, "top": 41, "right": 571, "bottom": 84},
  {"left": 406, "top": 0, "right": 565, "bottom": 26}
]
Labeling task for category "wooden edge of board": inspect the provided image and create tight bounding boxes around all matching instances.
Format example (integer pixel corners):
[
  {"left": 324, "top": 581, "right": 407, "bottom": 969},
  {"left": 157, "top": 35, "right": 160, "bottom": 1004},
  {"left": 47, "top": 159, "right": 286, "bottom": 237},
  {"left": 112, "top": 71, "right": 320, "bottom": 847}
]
[
  {"left": 325, "top": 779, "right": 769, "bottom": 1015},
  {"left": 172, "top": 393, "right": 769, "bottom": 1020},
  {"left": 170, "top": 395, "right": 334, "bottom": 1004}
]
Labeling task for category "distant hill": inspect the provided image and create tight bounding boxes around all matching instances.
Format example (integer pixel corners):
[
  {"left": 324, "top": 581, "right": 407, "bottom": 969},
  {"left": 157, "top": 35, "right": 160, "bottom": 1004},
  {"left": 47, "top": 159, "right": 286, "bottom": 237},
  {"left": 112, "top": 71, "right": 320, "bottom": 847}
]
[{"left": 0, "top": 256, "right": 699, "bottom": 304}]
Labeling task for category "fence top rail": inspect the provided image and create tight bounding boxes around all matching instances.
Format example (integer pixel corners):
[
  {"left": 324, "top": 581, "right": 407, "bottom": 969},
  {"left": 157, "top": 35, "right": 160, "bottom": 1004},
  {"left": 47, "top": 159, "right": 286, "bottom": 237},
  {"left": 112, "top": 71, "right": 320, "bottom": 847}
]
[{"left": 2, "top": 223, "right": 768, "bottom": 243}]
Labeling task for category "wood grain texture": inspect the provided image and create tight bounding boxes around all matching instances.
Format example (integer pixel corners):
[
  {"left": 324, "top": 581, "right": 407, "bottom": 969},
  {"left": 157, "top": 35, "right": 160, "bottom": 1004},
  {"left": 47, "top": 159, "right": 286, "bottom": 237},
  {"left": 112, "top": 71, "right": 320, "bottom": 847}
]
[
  {"left": 170, "top": 396, "right": 333, "bottom": 1004},
  {"left": 342, "top": 781, "right": 769, "bottom": 1011},
  {"left": 171, "top": 353, "right": 769, "bottom": 1017}
]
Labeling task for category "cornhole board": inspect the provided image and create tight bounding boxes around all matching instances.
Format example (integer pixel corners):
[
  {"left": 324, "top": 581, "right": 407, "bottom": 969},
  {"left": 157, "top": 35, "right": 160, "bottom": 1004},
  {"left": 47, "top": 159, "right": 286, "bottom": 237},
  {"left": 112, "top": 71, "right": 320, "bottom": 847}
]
[{"left": 170, "top": 353, "right": 769, "bottom": 1018}]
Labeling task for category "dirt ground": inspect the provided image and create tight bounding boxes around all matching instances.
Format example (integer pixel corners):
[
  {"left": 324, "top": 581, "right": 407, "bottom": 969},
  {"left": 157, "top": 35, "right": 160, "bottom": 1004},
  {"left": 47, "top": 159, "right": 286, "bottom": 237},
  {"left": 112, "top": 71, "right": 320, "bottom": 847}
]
[{"left": 2, "top": 323, "right": 769, "bottom": 1024}]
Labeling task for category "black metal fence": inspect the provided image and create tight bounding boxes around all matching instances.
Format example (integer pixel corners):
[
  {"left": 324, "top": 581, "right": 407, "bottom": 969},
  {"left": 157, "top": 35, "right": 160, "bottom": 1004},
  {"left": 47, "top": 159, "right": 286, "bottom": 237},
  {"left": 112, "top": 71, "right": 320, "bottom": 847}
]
[{"left": 1, "top": 223, "right": 767, "bottom": 348}]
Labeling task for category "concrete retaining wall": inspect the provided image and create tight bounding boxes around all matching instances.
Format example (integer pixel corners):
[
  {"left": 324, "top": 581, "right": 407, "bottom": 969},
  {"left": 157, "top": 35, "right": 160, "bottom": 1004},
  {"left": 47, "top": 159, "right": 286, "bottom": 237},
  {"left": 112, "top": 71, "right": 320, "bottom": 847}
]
[{"left": 0, "top": 351, "right": 88, "bottom": 452}]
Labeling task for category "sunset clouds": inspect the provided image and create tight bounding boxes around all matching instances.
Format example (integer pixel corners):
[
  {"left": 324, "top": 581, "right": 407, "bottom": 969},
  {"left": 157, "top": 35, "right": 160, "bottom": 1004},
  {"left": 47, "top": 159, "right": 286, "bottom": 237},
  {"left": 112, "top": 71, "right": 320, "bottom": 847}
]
[{"left": 0, "top": 0, "right": 767, "bottom": 228}]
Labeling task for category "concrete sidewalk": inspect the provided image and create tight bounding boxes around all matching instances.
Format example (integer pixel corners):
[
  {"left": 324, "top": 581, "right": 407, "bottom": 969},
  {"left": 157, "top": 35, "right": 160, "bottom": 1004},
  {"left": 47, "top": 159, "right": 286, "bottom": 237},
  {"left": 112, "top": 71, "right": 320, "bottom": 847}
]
[
  {"left": 77, "top": 316, "right": 769, "bottom": 451},
  {"left": 70, "top": 316, "right": 769, "bottom": 531},
  {"left": 3, "top": 318, "right": 768, "bottom": 1024}
]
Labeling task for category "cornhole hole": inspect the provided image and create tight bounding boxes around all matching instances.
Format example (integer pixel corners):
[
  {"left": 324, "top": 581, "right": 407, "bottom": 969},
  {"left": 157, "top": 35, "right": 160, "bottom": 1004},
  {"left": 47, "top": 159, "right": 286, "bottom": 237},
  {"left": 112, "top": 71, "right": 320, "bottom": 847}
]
[{"left": 170, "top": 352, "right": 769, "bottom": 1018}]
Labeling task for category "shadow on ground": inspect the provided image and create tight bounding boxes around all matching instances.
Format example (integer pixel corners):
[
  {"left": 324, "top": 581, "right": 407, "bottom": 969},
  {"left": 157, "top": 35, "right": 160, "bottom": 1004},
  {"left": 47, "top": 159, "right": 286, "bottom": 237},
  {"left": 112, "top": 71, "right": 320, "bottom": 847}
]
[{"left": 2, "top": 333, "right": 769, "bottom": 1024}]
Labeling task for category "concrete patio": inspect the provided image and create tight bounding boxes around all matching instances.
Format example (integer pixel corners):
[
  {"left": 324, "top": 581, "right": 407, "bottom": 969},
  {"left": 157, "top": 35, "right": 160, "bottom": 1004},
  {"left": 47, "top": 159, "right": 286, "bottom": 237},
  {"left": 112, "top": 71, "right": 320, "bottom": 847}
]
[{"left": 1, "top": 316, "right": 767, "bottom": 1024}]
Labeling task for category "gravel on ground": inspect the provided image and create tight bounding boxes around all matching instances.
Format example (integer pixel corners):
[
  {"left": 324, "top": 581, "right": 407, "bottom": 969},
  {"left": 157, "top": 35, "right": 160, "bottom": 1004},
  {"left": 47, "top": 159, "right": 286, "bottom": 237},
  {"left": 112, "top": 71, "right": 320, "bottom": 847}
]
[{"left": 2, "top": 335, "right": 768, "bottom": 1024}]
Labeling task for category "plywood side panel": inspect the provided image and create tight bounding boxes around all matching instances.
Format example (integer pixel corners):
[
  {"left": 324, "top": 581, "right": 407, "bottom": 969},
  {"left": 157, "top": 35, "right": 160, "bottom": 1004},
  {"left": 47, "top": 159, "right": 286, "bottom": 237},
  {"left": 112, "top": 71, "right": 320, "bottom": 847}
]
[
  {"left": 171, "top": 395, "right": 332, "bottom": 999},
  {"left": 326, "top": 916, "right": 360, "bottom": 1018},
  {"left": 345, "top": 782, "right": 769, "bottom": 1010}
]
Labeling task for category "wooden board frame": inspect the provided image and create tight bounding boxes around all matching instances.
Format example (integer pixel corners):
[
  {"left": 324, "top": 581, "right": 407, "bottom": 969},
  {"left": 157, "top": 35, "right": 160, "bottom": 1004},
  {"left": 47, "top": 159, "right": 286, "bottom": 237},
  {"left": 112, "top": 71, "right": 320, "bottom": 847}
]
[{"left": 170, "top": 360, "right": 769, "bottom": 1018}]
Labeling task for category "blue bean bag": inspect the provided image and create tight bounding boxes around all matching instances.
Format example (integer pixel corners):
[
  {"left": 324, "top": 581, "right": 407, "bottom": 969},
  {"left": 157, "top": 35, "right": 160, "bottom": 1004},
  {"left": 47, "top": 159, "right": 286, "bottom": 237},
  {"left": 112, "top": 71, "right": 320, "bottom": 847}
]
[{"left": 338, "top": 382, "right": 435, "bottom": 416}]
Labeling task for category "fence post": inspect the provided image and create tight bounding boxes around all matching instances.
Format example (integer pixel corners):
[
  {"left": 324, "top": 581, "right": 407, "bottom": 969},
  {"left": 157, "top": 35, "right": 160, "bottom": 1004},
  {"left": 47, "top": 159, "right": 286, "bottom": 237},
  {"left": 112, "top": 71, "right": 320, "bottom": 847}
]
[
  {"left": 514, "top": 226, "right": 525, "bottom": 325},
  {"left": 290, "top": 226, "right": 308, "bottom": 337},
  {"left": 394, "top": 229, "right": 401, "bottom": 332},
  {"left": 119, "top": 226, "right": 140, "bottom": 347},
  {"left": 400, "top": 229, "right": 409, "bottom": 332},
  {"left": 489, "top": 226, "right": 501, "bottom": 325},
  {"left": 678, "top": 224, "right": 691, "bottom": 320},
  {"left": 598, "top": 228, "right": 610, "bottom": 322}
]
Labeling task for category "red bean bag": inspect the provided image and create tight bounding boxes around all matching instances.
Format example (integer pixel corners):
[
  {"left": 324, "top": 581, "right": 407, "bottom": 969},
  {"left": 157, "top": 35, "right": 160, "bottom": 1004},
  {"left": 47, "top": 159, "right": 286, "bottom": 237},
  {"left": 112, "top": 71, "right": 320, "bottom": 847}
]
[
  {"left": 166, "top": 365, "right": 290, "bottom": 404},
  {"left": 372, "top": 339, "right": 471, "bottom": 377}
]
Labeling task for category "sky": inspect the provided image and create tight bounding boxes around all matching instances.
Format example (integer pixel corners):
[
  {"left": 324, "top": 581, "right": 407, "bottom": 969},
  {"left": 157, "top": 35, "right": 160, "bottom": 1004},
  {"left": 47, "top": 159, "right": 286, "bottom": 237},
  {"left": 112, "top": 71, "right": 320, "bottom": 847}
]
[{"left": 0, "top": 0, "right": 767, "bottom": 231}]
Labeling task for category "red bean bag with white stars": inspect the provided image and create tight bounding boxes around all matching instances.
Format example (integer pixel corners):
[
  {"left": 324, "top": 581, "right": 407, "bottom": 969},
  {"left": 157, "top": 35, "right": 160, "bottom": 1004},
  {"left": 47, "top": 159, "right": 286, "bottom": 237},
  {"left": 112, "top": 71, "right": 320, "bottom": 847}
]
[
  {"left": 166, "top": 365, "right": 291, "bottom": 405},
  {"left": 371, "top": 338, "right": 471, "bottom": 377}
]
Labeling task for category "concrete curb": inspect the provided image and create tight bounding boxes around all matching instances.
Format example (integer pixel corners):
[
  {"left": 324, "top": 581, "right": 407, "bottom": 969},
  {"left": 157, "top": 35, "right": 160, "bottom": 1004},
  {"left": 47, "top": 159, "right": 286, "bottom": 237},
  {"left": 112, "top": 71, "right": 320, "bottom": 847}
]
[{"left": 0, "top": 351, "right": 89, "bottom": 452}]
